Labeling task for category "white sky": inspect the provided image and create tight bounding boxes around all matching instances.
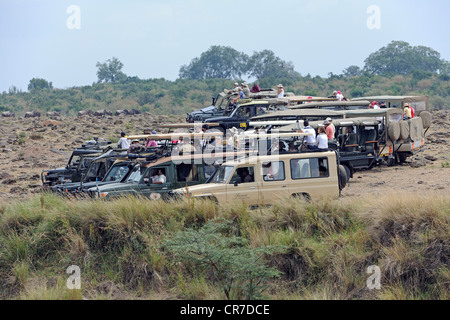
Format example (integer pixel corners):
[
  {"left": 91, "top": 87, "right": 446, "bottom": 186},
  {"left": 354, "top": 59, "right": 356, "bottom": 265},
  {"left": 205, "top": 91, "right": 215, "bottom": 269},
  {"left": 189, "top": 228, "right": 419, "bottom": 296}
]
[{"left": 1, "top": 0, "right": 449, "bottom": 92}]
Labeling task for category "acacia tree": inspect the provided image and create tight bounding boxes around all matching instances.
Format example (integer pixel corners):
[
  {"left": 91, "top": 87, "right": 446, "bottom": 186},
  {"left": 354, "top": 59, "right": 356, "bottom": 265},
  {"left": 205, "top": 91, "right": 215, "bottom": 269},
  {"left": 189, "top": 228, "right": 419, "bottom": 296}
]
[
  {"left": 96, "top": 57, "right": 127, "bottom": 83},
  {"left": 28, "top": 78, "right": 53, "bottom": 92},
  {"left": 179, "top": 46, "right": 248, "bottom": 80},
  {"left": 364, "top": 41, "right": 444, "bottom": 76},
  {"left": 246, "top": 50, "right": 300, "bottom": 80}
]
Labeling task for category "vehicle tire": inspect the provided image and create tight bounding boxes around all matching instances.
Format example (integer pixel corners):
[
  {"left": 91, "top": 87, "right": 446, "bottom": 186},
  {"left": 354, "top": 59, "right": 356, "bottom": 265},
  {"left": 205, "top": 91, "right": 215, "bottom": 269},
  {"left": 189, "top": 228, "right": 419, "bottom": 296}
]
[
  {"left": 388, "top": 121, "right": 401, "bottom": 142},
  {"left": 399, "top": 121, "right": 410, "bottom": 141},
  {"left": 343, "top": 165, "right": 351, "bottom": 182},
  {"left": 338, "top": 165, "right": 348, "bottom": 190},
  {"left": 419, "top": 111, "right": 432, "bottom": 129}
]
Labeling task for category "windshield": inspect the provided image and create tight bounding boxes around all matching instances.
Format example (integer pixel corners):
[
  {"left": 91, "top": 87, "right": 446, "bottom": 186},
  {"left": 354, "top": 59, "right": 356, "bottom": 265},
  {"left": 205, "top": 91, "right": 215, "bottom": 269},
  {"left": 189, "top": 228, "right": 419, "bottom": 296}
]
[
  {"left": 103, "top": 163, "right": 130, "bottom": 182},
  {"left": 208, "top": 166, "right": 234, "bottom": 184},
  {"left": 125, "top": 165, "right": 144, "bottom": 183}
]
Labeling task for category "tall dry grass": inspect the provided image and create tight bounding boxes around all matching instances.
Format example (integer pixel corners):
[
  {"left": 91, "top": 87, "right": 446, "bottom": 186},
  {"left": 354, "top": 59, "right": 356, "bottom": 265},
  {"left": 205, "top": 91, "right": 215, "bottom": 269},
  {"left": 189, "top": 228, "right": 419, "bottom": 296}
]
[{"left": 0, "top": 191, "right": 447, "bottom": 300}]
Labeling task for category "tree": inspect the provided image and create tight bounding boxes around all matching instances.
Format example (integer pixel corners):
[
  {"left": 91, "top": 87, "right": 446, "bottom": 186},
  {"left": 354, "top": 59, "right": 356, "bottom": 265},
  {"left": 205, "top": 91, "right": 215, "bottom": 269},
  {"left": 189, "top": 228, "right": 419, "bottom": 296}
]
[
  {"left": 179, "top": 46, "right": 248, "bottom": 80},
  {"left": 342, "top": 65, "right": 363, "bottom": 77},
  {"left": 28, "top": 78, "right": 53, "bottom": 92},
  {"left": 96, "top": 57, "right": 127, "bottom": 83},
  {"left": 364, "top": 41, "right": 444, "bottom": 76},
  {"left": 246, "top": 50, "right": 300, "bottom": 79}
]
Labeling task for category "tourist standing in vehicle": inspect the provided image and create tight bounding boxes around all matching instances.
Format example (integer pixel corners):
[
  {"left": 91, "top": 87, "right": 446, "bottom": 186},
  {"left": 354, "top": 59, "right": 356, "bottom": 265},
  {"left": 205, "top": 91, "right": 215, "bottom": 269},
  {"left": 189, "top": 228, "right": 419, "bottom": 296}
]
[
  {"left": 326, "top": 117, "right": 336, "bottom": 134},
  {"left": 118, "top": 132, "right": 130, "bottom": 149},
  {"left": 317, "top": 127, "right": 328, "bottom": 150},
  {"left": 324, "top": 120, "right": 335, "bottom": 140},
  {"left": 241, "top": 82, "right": 251, "bottom": 98},
  {"left": 251, "top": 83, "right": 261, "bottom": 93},
  {"left": 403, "top": 103, "right": 412, "bottom": 119},
  {"left": 302, "top": 120, "right": 317, "bottom": 150},
  {"left": 146, "top": 131, "right": 158, "bottom": 148},
  {"left": 277, "top": 84, "right": 285, "bottom": 98},
  {"left": 380, "top": 100, "right": 387, "bottom": 108}
]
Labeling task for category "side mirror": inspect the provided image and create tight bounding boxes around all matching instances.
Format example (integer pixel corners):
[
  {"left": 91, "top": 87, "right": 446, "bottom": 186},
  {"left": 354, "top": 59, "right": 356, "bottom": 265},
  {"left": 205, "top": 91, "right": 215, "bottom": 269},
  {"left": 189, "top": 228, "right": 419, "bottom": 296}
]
[{"left": 234, "top": 177, "right": 241, "bottom": 186}]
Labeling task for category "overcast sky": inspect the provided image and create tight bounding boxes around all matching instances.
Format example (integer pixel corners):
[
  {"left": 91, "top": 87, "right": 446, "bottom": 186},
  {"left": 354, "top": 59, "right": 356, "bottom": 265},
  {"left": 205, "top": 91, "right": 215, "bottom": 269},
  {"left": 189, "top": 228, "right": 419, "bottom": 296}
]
[{"left": 1, "top": 0, "right": 449, "bottom": 92}]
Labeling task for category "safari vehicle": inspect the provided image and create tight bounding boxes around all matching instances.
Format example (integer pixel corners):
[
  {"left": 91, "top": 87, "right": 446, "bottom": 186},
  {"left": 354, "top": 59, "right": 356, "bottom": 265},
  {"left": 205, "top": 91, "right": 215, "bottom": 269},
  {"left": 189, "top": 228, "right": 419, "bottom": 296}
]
[
  {"left": 41, "top": 138, "right": 114, "bottom": 188},
  {"left": 87, "top": 153, "right": 225, "bottom": 200},
  {"left": 343, "top": 108, "right": 431, "bottom": 164},
  {"left": 49, "top": 151, "right": 137, "bottom": 196},
  {"left": 41, "top": 149, "right": 105, "bottom": 188},
  {"left": 287, "top": 100, "right": 371, "bottom": 111},
  {"left": 204, "top": 100, "right": 288, "bottom": 133},
  {"left": 172, "top": 150, "right": 344, "bottom": 207},
  {"left": 276, "top": 118, "right": 382, "bottom": 176},
  {"left": 186, "top": 88, "right": 289, "bottom": 123},
  {"left": 351, "top": 96, "right": 430, "bottom": 114}
]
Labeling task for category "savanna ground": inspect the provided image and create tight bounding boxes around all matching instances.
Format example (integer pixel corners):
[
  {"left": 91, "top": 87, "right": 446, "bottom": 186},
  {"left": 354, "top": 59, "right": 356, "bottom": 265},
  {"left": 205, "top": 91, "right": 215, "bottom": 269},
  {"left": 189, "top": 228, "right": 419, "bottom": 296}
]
[{"left": 0, "top": 111, "right": 448, "bottom": 300}]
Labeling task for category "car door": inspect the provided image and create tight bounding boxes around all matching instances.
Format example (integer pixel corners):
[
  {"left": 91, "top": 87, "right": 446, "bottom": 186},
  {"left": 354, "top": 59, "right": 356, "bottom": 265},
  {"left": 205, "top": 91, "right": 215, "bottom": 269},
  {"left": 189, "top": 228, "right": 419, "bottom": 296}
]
[
  {"left": 136, "top": 166, "right": 171, "bottom": 200},
  {"left": 259, "top": 161, "right": 289, "bottom": 205},
  {"left": 226, "top": 165, "right": 259, "bottom": 206}
]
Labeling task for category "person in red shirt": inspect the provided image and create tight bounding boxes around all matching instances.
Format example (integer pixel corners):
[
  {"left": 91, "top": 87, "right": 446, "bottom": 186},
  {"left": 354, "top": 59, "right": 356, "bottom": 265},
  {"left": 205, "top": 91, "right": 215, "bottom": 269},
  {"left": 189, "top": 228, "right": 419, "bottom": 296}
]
[{"left": 323, "top": 120, "right": 335, "bottom": 140}]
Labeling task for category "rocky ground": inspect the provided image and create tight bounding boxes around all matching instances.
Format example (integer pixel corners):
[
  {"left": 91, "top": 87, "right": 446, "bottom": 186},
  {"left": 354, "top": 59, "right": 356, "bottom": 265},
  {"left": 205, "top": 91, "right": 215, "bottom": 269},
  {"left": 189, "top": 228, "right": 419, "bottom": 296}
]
[{"left": 0, "top": 111, "right": 449, "bottom": 203}]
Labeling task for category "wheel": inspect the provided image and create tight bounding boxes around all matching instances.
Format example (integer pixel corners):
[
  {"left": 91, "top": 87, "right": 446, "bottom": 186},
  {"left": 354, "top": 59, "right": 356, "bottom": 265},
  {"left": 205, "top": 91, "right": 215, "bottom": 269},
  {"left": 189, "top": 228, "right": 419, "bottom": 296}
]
[
  {"left": 343, "top": 165, "right": 351, "bottom": 182},
  {"left": 338, "top": 165, "right": 348, "bottom": 190}
]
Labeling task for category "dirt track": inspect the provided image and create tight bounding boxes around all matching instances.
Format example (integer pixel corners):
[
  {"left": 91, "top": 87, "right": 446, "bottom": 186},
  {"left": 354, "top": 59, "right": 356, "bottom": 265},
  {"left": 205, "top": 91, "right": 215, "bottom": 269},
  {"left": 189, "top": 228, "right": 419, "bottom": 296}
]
[{"left": 0, "top": 111, "right": 449, "bottom": 203}]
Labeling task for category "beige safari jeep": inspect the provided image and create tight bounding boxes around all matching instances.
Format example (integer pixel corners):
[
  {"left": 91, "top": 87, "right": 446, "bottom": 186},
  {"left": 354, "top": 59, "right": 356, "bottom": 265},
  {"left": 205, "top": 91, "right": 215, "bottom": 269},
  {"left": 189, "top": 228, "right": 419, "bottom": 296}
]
[{"left": 173, "top": 151, "right": 343, "bottom": 207}]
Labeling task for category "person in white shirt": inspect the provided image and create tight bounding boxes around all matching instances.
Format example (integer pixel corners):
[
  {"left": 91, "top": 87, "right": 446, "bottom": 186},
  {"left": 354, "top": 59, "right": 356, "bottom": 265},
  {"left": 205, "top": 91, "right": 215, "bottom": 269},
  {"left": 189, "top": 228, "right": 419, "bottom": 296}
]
[
  {"left": 317, "top": 126, "right": 328, "bottom": 150},
  {"left": 118, "top": 132, "right": 130, "bottom": 149},
  {"left": 302, "top": 120, "right": 317, "bottom": 150},
  {"left": 277, "top": 84, "right": 284, "bottom": 98},
  {"left": 152, "top": 169, "right": 166, "bottom": 184}
]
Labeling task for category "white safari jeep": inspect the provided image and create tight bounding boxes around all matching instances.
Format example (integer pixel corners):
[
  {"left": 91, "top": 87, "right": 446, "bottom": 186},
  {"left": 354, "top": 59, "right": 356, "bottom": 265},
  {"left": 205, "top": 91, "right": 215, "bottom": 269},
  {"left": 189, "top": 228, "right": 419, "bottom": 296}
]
[{"left": 173, "top": 151, "right": 343, "bottom": 207}]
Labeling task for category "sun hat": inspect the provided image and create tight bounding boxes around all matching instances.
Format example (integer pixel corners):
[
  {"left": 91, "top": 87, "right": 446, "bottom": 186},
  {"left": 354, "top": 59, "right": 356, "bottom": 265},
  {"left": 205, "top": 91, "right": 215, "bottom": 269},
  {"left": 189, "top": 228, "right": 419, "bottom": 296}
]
[{"left": 277, "top": 84, "right": 283, "bottom": 88}]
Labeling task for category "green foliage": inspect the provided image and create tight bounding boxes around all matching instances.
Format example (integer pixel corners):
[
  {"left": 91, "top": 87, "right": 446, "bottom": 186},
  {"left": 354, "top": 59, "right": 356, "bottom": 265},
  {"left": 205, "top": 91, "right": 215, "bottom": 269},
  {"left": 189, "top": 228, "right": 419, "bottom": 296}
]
[
  {"left": 247, "top": 50, "right": 300, "bottom": 80},
  {"left": 179, "top": 45, "right": 248, "bottom": 80},
  {"left": 364, "top": 41, "right": 444, "bottom": 76},
  {"left": 163, "top": 219, "right": 284, "bottom": 300},
  {"left": 96, "top": 57, "right": 127, "bottom": 83},
  {"left": 28, "top": 78, "right": 53, "bottom": 92}
]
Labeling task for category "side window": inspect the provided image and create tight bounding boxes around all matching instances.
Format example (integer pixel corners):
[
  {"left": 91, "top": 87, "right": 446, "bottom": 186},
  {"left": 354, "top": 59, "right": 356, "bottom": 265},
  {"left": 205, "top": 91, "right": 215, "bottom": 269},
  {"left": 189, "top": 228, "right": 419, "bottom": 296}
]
[
  {"left": 176, "top": 164, "right": 199, "bottom": 182},
  {"left": 262, "top": 161, "right": 285, "bottom": 181},
  {"left": 291, "top": 158, "right": 329, "bottom": 179},
  {"left": 230, "top": 166, "right": 255, "bottom": 184},
  {"left": 204, "top": 164, "right": 217, "bottom": 179},
  {"left": 256, "top": 106, "right": 266, "bottom": 116}
]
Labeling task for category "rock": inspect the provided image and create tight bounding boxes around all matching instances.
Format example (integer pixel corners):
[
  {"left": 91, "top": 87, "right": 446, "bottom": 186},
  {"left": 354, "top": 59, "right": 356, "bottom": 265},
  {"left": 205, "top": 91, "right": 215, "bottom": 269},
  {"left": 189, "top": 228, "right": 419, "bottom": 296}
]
[
  {"left": 2, "top": 178, "right": 17, "bottom": 185},
  {"left": 424, "top": 156, "right": 437, "bottom": 161}
]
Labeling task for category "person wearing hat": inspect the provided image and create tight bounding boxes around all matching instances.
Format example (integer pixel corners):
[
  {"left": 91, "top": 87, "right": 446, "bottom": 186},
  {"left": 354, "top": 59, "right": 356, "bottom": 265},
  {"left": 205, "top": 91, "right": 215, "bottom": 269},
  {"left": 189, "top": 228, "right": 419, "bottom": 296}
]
[
  {"left": 380, "top": 100, "right": 387, "bottom": 108},
  {"left": 277, "top": 84, "right": 284, "bottom": 98},
  {"left": 403, "top": 103, "right": 412, "bottom": 119},
  {"left": 323, "top": 119, "right": 335, "bottom": 140},
  {"left": 241, "top": 82, "right": 250, "bottom": 98},
  {"left": 326, "top": 117, "right": 335, "bottom": 134},
  {"left": 146, "top": 130, "right": 158, "bottom": 148},
  {"left": 118, "top": 131, "right": 130, "bottom": 150}
]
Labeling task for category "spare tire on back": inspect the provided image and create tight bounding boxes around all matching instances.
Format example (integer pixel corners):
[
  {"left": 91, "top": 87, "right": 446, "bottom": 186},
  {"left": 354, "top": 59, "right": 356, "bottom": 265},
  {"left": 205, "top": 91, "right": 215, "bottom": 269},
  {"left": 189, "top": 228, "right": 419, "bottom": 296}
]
[
  {"left": 388, "top": 121, "right": 401, "bottom": 141},
  {"left": 419, "top": 111, "right": 432, "bottom": 129},
  {"left": 409, "top": 117, "right": 424, "bottom": 141},
  {"left": 338, "top": 165, "right": 348, "bottom": 190},
  {"left": 399, "top": 121, "right": 410, "bottom": 141}
]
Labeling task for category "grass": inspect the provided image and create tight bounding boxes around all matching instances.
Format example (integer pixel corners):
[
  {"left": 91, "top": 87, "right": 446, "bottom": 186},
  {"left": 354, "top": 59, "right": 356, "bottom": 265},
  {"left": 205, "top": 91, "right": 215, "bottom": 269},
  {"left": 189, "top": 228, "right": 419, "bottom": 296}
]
[{"left": 0, "top": 192, "right": 448, "bottom": 300}]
